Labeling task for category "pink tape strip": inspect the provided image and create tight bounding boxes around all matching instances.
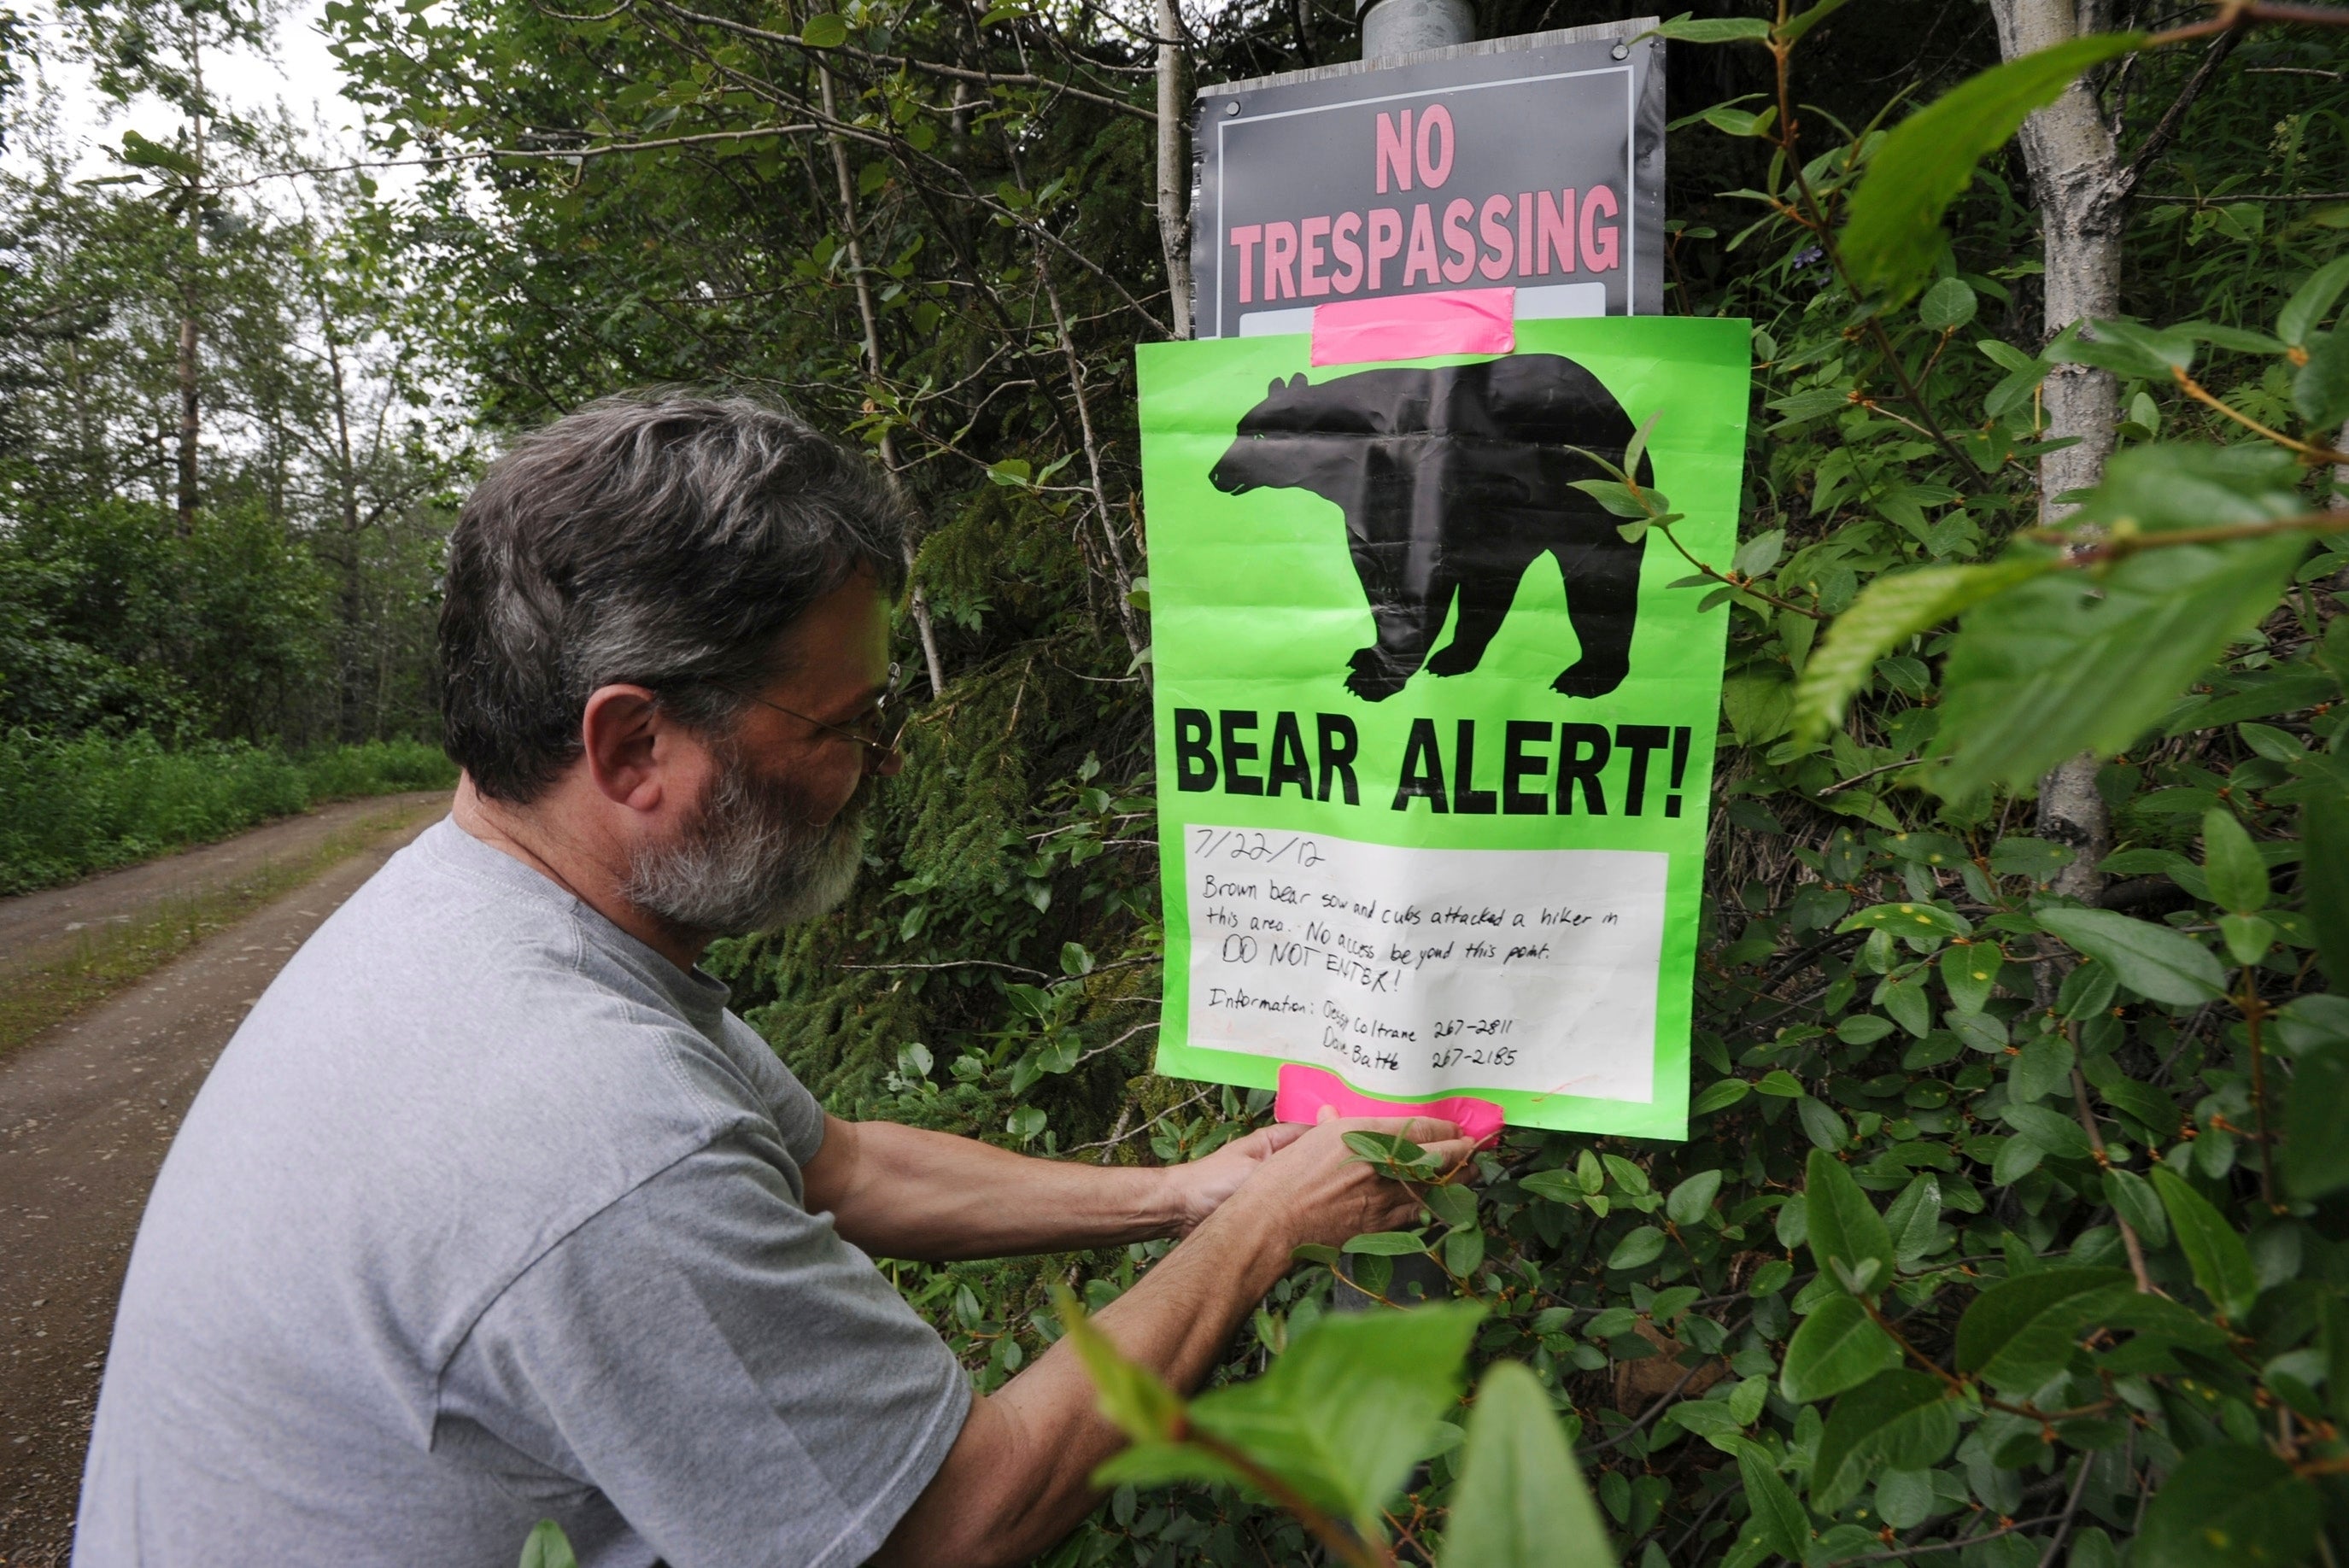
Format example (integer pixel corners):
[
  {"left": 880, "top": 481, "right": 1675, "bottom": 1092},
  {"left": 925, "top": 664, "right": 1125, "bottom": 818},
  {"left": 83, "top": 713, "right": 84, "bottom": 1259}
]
[
  {"left": 1310, "top": 287, "right": 1516, "bottom": 366},
  {"left": 1273, "top": 1062, "right": 1506, "bottom": 1148}
]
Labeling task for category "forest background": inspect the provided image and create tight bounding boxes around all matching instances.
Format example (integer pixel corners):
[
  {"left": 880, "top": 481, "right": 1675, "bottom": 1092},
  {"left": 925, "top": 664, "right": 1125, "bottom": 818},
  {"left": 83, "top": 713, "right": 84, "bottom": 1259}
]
[{"left": 6, "top": 0, "right": 2349, "bottom": 1562}]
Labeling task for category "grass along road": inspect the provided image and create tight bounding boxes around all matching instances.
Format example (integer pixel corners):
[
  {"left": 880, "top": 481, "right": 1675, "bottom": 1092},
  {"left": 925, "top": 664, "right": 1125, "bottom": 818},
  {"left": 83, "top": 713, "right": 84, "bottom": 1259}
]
[{"left": 0, "top": 793, "right": 452, "bottom": 1062}]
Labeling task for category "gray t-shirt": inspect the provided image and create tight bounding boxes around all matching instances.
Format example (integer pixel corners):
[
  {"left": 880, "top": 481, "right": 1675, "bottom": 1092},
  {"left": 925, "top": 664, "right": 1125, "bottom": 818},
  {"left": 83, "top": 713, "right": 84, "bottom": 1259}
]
[{"left": 75, "top": 818, "right": 970, "bottom": 1568}]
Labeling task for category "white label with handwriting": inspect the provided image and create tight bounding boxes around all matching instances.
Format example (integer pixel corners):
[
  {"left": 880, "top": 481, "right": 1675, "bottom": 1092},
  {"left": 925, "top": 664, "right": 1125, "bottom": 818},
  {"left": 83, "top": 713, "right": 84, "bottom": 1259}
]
[{"left": 1185, "top": 826, "right": 1667, "bottom": 1103}]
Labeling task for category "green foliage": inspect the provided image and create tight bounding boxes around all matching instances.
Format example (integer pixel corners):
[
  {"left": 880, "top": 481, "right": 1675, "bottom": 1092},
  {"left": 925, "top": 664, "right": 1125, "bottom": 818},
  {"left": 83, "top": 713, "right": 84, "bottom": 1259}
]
[
  {"left": 1441, "top": 1362, "right": 1614, "bottom": 1568},
  {"left": 0, "top": 729, "right": 453, "bottom": 893},
  {"left": 516, "top": 1519, "right": 577, "bottom": 1568},
  {"left": 1841, "top": 32, "right": 2146, "bottom": 299},
  {"left": 1060, "top": 1296, "right": 1602, "bottom": 1568}
]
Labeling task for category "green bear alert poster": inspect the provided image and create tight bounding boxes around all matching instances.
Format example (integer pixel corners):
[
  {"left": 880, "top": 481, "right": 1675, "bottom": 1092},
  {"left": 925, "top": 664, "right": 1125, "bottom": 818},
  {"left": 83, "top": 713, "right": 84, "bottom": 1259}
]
[{"left": 1139, "top": 315, "right": 1751, "bottom": 1139}]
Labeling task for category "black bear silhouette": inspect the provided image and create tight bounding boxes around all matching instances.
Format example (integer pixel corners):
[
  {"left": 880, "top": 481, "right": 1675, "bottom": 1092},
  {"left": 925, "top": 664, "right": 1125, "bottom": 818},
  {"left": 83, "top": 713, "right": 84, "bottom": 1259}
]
[{"left": 1210, "top": 354, "right": 1651, "bottom": 702}]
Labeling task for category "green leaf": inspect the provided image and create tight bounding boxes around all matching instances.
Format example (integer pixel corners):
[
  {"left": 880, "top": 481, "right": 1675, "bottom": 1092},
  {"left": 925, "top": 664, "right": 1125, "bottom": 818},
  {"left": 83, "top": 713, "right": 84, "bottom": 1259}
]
[
  {"left": 1601, "top": 1154, "right": 1652, "bottom": 1195},
  {"left": 1766, "top": 386, "right": 1854, "bottom": 423},
  {"left": 2219, "top": 913, "right": 2276, "bottom": 967},
  {"left": 2279, "top": 255, "right": 2349, "bottom": 347},
  {"left": 1622, "top": 411, "right": 1658, "bottom": 485},
  {"left": 1174, "top": 1303, "right": 1485, "bottom": 1541},
  {"left": 1732, "top": 528, "right": 1786, "bottom": 577},
  {"left": 2138, "top": 1444, "right": 2321, "bottom": 1568},
  {"left": 1917, "top": 276, "right": 1977, "bottom": 331},
  {"left": 1836, "top": 1013, "right": 1895, "bottom": 1044},
  {"left": 1518, "top": 1168, "right": 1581, "bottom": 1203},
  {"left": 1730, "top": 1439, "right": 1811, "bottom": 1560},
  {"left": 2104, "top": 1167, "right": 2170, "bottom": 1248},
  {"left": 1650, "top": 15, "right": 1773, "bottom": 41},
  {"left": 518, "top": 1520, "right": 578, "bottom": 1568},
  {"left": 1344, "top": 1131, "right": 1438, "bottom": 1173},
  {"left": 1986, "top": 361, "right": 2052, "bottom": 418},
  {"left": 1780, "top": 1294, "right": 1901, "bottom": 1402},
  {"left": 800, "top": 12, "right": 849, "bottom": 46},
  {"left": 1422, "top": 1183, "right": 1478, "bottom": 1231},
  {"left": 2177, "top": 321, "right": 2288, "bottom": 356},
  {"left": 1840, "top": 901, "right": 1972, "bottom": 941},
  {"left": 1953, "top": 1268, "right": 2133, "bottom": 1392},
  {"left": 1667, "top": 1168, "right": 1724, "bottom": 1226},
  {"left": 2284, "top": 1042, "right": 2349, "bottom": 1200},
  {"left": 2151, "top": 1167, "right": 2259, "bottom": 1319},
  {"left": 1931, "top": 457, "right": 2309, "bottom": 798},
  {"left": 2014, "top": 1030, "right": 2075, "bottom": 1101},
  {"left": 2294, "top": 329, "right": 2349, "bottom": 428},
  {"left": 1694, "top": 1078, "right": 1751, "bottom": 1115},
  {"left": 2036, "top": 909, "right": 2226, "bottom": 1006},
  {"left": 1977, "top": 337, "right": 2038, "bottom": 374},
  {"left": 1756, "top": 1069, "right": 1806, "bottom": 1097},
  {"left": 2087, "top": 1064, "right": 2181, "bottom": 1144},
  {"left": 1438, "top": 1362, "right": 1614, "bottom": 1568},
  {"left": 1800, "top": 1093, "right": 1854, "bottom": 1153},
  {"left": 1776, "top": 0, "right": 1856, "bottom": 45},
  {"left": 1883, "top": 1174, "right": 1942, "bottom": 1266},
  {"left": 2052, "top": 318, "right": 2196, "bottom": 380},
  {"left": 2069, "top": 436, "right": 2301, "bottom": 535},
  {"left": 1808, "top": 1372, "right": 1960, "bottom": 1512},
  {"left": 1569, "top": 478, "right": 1655, "bottom": 518},
  {"left": 2000, "top": 1101, "right": 2093, "bottom": 1161},
  {"left": 1939, "top": 944, "right": 2000, "bottom": 1013},
  {"left": 1839, "top": 32, "right": 2145, "bottom": 300},
  {"left": 1792, "top": 559, "right": 2055, "bottom": 740},
  {"left": 1343, "top": 1230, "right": 1431, "bottom": 1256},
  {"left": 1608, "top": 1226, "right": 1668, "bottom": 1271},
  {"left": 2059, "top": 958, "right": 2120, "bottom": 1021},
  {"left": 1805, "top": 1148, "right": 1895, "bottom": 1297}
]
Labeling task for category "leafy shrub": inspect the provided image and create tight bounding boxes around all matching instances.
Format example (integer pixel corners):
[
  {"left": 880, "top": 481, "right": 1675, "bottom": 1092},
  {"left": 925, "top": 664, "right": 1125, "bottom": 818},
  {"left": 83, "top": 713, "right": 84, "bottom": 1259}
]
[{"left": 0, "top": 729, "right": 454, "bottom": 895}]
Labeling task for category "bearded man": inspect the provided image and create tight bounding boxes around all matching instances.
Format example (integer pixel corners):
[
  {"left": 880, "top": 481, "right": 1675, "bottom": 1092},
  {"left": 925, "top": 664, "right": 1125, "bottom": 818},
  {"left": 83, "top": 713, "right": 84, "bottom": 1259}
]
[{"left": 74, "top": 395, "right": 1466, "bottom": 1568}]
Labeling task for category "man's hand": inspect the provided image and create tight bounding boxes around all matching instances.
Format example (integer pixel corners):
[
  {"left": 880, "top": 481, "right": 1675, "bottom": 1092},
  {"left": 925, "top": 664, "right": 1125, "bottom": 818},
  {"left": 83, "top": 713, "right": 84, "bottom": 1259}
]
[
  {"left": 874, "top": 1110, "right": 1479, "bottom": 1567},
  {"left": 1164, "top": 1121, "right": 1310, "bottom": 1235},
  {"left": 1217, "top": 1112, "right": 1475, "bottom": 1254}
]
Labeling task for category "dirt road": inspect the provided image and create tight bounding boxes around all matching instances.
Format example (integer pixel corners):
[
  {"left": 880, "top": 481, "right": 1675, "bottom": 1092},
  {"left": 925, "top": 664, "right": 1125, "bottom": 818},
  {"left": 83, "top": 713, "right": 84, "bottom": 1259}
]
[{"left": 0, "top": 795, "right": 449, "bottom": 1565}]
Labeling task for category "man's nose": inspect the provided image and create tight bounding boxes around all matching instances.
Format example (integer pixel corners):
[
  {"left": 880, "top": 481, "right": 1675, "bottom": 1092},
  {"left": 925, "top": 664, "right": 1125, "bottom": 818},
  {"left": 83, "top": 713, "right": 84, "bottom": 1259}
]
[{"left": 872, "top": 745, "right": 905, "bottom": 778}]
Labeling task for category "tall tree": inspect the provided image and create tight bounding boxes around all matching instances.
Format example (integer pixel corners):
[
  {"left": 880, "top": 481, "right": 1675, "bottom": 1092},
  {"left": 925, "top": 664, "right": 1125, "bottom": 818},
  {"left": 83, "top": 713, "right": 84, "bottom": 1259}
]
[{"left": 64, "top": 0, "right": 278, "bottom": 532}]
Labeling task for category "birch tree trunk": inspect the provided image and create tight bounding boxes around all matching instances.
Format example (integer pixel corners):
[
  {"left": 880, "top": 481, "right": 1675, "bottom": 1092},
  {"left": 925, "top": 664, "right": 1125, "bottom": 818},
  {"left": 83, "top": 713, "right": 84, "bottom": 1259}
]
[
  {"left": 1154, "top": 0, "right": 1192, "bottom": 339},
  {"left": 1989, "top": 0, "right": 2123, "bottom": 905}
]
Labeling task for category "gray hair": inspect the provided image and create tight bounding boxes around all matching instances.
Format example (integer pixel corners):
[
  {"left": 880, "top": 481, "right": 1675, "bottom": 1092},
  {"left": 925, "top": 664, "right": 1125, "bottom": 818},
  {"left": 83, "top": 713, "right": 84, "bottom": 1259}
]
[{"left": 438, "top": 391, "right": 909, "bottom": 804}]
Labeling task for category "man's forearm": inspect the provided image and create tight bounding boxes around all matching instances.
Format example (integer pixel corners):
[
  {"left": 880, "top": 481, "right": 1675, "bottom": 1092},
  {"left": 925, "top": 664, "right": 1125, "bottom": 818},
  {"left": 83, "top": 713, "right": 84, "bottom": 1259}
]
[
  {"left": 871, "top": 1186, "right": 1296, "bottom": 1566},
  {"left": 811, "top": 1116, "right": 1184, "bottom": 1261}
]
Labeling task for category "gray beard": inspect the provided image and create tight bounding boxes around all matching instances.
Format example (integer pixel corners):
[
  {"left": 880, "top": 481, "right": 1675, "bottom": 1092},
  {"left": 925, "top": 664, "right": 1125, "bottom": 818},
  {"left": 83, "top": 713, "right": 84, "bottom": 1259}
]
[{"left": 621, "top": 741, "right": 869, "bottom": 939}]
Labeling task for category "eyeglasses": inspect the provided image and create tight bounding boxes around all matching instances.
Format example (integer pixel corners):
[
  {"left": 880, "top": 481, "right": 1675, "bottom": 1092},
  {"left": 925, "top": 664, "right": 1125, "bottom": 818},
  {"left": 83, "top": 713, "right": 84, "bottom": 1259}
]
[{"left": 706, "top": 662, "right": 904, "bottom": 766}]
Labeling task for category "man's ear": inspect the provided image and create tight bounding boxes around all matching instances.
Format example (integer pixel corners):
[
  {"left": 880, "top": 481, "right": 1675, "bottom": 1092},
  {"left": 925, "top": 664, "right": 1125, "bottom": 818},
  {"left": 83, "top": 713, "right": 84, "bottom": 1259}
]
[{"left": 578, "top": 684, "right": 672, "bottom": 812}]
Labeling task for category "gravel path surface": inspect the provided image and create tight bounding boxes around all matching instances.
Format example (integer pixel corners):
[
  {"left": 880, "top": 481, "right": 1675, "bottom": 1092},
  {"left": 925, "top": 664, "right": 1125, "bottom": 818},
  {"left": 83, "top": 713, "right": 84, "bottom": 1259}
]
[
  {"left": 0, "top": 792, "right": 452, "bottom": 984},
  {"left": 0, "top": 798, "right": 448, "bottom": 1565}
]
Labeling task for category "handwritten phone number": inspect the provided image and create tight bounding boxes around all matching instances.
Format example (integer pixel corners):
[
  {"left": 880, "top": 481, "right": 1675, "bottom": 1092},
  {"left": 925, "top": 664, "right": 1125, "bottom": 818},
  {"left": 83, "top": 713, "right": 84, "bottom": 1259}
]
[
  {"left": 1430, "top": 1044, "right": 1519, "bottom": 1070},
  {"left": 1432, "top": 1017, "right": 1516, "bottom": 1039}
]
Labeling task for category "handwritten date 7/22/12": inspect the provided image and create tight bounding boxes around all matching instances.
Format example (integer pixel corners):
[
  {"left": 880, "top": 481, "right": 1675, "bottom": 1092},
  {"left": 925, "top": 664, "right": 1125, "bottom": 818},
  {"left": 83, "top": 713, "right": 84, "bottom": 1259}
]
[{"left": 1190, "top": 828, "right": 1324, "bottom": 869}]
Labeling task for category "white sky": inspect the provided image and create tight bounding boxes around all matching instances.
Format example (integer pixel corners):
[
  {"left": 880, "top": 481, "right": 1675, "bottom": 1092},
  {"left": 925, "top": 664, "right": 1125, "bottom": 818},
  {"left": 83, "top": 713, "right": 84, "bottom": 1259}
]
[{"left": 19, "top": 0, "right": 379, "bottom": 188}]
